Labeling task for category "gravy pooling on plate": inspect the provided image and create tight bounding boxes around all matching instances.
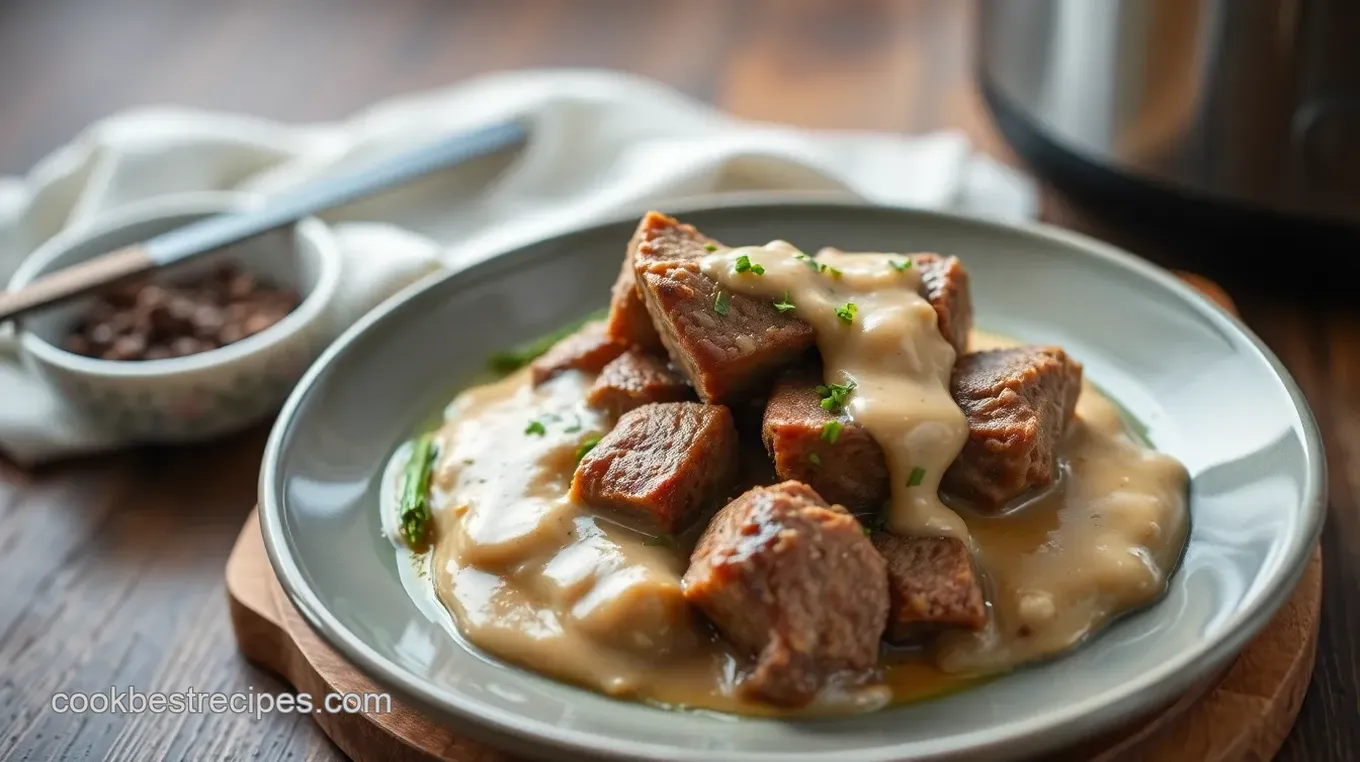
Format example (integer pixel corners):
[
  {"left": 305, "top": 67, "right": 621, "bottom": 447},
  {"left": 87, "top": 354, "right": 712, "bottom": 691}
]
[
  {"left": 937, "top": 332, "right": 1189, "bottom": 673},
  {"left": 388, "top": 212, "right": 1189, "bottom": 716},
  {"left": 419, "top": 370, "right": 909, "bottom": 714}
]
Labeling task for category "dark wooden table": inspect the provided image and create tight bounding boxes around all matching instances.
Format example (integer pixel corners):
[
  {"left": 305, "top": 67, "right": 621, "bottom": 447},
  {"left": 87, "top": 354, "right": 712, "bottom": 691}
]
[{"left": 0, "top": 1, "right": 1353, "bottom": 760}]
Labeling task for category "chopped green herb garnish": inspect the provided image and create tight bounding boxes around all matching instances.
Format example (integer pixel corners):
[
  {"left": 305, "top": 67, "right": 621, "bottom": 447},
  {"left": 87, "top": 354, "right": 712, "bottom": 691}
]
[
  {"left": 703, "top": 242, "right": 718, "bottom": 252},
  {"left": 773, "top": 292, "right": 796, "bottom": 314},
  {"left": 644, "top": 534, "right": 676, "bottom": 548},
  {"left": 524, "top": 420, "right": 546, "bottom": 436},
  {"left": 815, "top": 379, "right": 857, "bottom": 413},
  {"left": 575, "top": 435, "right": 602, "bottom": 461},
  {"left": 890, "top": 259, "right": 912, "bottom": 272},
  {"left": 486, "top": 307, "right": 608, "bottom": 375},
  {"left": 834, "top": 302, "right": 858, "bottom": 324},
  {"left": 808, "top": 452, "right": 822, "bottom": 466},
  {"left": 906, "top": 466, "right": 926, "bottom": 487},
  {"left": 821, "top": 420, "right": 842, "bottom": 444},
  {"left": 795, "top": 251, "right": 843, "bottom": 278},
  {"left": 713, "top": 289, "right": 731, "bottom": 316},
  {"left": 860, "top": 512, "right": 887, "bottom": 537},
  {"left": 398, "top": 434, "right": 438, "bottom": 549},
  {"left": 734, "top": 255, "right": 765, "bottom": 275}
]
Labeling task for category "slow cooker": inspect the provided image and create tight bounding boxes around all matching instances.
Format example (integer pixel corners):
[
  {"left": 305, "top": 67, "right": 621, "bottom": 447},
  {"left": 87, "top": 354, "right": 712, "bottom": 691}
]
[{"left": 978, "top": 0, "right": 1359, "bottom": 238}]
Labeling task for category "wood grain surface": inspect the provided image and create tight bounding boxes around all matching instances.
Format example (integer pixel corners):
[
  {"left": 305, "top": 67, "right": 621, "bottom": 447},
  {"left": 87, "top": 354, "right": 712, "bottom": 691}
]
[{"left": 0, "top": 1, "right": 1354, "bottom": 761}]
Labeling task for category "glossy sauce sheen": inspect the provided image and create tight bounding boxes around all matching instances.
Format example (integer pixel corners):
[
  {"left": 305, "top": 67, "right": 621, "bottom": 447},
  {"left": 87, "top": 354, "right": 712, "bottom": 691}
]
[
  {"left": 703, "top": 245, "right": 969, "bottom": 538},
  {"left": 400, "top": 247, "right": 1189, "bottom": 714},
  {"left": 419, "top": 370, "right": 915, "bottom": 713},
  {"left": 940, "top": 332, "right": 1189, "bottom": 673}
]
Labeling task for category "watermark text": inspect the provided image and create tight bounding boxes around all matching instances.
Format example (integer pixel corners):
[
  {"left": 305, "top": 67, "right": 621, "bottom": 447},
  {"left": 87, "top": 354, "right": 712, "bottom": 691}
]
[{"left": 50, "top": 686, "right": 391, "bottom": 720}]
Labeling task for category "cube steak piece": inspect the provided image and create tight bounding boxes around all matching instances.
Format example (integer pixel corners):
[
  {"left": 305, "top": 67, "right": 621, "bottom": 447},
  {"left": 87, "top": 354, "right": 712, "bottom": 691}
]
[
  {"left": 941, "top": 346, "right": 1083, "bottom": 510},
  {"left": 913, "top": 253, "right": 973, "bottom": 356},
  {"left": 604, "top": 242, "right": 665, "bottom": 351},
  {"left": 761, "top": 366, "right": 889, "bottom": 512},
  {"left": 682, "top": 481, "right": 888, "bottom": 707},
  {"left": 586, "top": 350, "right": 694, "bottom": 418},
  {"left": 529, "top": 321, "right": 628, "bottom": 385},
  {"left": 632, "top": 212, "right": 816, "bottom": 404},
  {"left": 763, "top": 346, "right": 1082, "bottom": 514},
  {"left": 870, "top": 534, "right": 986, "bottom": 644},
  {"left": 571, "top": 402, "right": 738, "bottom": 533}
]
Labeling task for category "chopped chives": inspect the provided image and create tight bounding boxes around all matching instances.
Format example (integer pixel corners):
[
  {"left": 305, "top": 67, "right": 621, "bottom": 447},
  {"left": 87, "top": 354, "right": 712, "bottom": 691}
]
[
  {"left": 861, "top": 512, "right": 887, "bottom": 535},
  {"left": 485, "top": 307, "right": 608, "bottom": 375},
  {"left": 734, "top": 254, "right": 765, "bottom": 275},
  {"left": 398, "top": 434, "right": 438, "bottom": 549},
  {"left": 816, "top": 379, "right": 856, "bottom": 413},
  {"left": 821, "top": 420, "right": 842, "bottom": 444},
  {"left": 575, "top": 435, "right": 602, "bottom": 461}
]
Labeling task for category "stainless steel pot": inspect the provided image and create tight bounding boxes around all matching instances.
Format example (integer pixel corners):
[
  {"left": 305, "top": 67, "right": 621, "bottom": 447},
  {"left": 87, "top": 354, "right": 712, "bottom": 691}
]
[{"left": 978, "top": 0, "right": 1359, "bottom": 227}]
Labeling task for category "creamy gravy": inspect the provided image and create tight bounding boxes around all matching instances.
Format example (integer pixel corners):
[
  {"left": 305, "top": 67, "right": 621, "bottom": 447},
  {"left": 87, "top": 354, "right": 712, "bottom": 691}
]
[
  {"left": 937, "top": 331, "right": 1189, "bottom": 673},
  {"left": 425, "top": 372, "right": 695, "bottom": 695},
  {"left": 396, "top": 247, "right": 1189, "bottom": 715},
  {"left": 415, "top": 370, "right": 928, "bottom": 714},
  {"left": 702, "top": 244, "right": 969, "bottom": 539}
]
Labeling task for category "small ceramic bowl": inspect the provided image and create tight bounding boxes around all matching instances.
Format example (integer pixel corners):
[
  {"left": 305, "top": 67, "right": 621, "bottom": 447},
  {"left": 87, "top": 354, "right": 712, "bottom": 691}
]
[{"left": 8, "top": 193, "right": 342, "bottom": 443}]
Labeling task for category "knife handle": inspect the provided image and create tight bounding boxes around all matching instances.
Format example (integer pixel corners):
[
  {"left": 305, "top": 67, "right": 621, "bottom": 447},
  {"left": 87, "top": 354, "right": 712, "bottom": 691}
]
[{"left": 0, "top": 119, "right": 528, "bottom": 325}]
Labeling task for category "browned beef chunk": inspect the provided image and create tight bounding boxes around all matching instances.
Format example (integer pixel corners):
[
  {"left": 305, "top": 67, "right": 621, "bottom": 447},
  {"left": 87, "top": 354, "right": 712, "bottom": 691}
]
[
  {"left": 632, "top": 212, "right": 816, "bottom": 404},
  {"left": 571, "top": 402, "right": 738, "bottom": 532},
  {"left": 586, "top": 350, "right": 694, "bottom": 417},
  {"left": 871, "top": 534, "right": 986, "bottom": 644},
  {"left": 762, "top": 366, "right": 889, "bottom": 512},
  {"left": 942, "top": 346, "right": 1082, "bottom": 509},
  {"left": 763, "top": 346, "right": 1081, "bottom": 513},
  {"left": 630, "top": 210, "right": 718, "bottom": 268},
  {"left": 914, "top": 253, "right": 973, "bottom": 356},
  {"left": 529, "top": 321, "right": 628, "bottom": 385},
  {"left": 604, "top": 251, "right": 664, "bottom": 351},
  {"left": 682, "top": 481, "right": 888, "bottom": 707},
  {"left": 626, "top": 214, "right": 968, "bottom": 403}
]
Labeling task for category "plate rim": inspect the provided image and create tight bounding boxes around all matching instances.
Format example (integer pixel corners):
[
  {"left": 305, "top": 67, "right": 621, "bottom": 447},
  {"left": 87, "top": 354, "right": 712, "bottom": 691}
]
[{"left": 258, "top": 194, "right": 1327, "bottom": 762}]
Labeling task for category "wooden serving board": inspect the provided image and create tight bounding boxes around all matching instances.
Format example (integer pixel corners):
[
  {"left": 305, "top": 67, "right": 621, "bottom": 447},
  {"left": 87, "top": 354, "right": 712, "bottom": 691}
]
[{"left": 227, "top": 274, "right": 1322, "bottom": 762}]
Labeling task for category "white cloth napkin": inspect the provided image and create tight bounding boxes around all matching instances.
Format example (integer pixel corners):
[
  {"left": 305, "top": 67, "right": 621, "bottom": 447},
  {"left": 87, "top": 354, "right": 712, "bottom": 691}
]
[{"left": 0, "top": 69, "right": 1036, "bottom": 466}]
